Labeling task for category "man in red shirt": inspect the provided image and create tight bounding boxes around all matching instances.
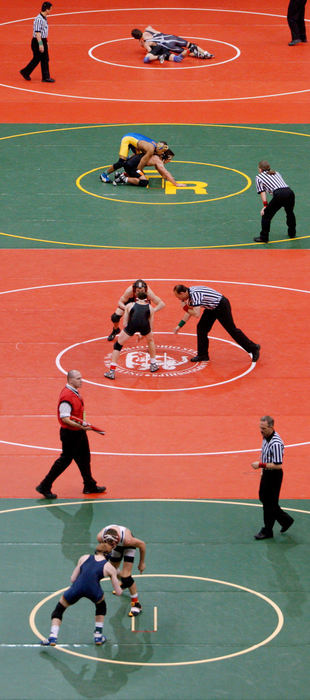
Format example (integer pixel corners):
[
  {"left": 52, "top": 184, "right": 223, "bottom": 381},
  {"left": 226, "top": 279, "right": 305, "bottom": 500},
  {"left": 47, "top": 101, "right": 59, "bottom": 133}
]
[{"left": 36, "top": 369, "right": 106, "bottom": 499}]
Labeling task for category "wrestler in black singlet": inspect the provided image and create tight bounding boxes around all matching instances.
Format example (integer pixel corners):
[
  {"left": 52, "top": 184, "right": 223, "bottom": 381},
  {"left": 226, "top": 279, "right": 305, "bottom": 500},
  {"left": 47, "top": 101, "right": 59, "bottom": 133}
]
[{"left": 125, "top": 302, "right": 151, "bottom": 337}]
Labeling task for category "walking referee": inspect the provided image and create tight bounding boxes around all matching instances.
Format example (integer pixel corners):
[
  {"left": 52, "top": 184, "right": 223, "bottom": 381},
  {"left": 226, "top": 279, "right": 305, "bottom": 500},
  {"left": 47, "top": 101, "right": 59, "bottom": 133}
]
[
  {"left": 254, "top": 161, "right": 296, "bottom": 243},
  {"left": 20, "top": 2, "right": 55, "bottom": 83},
  {"left": 173, "top": 284, "right": 260, "bottom": 362},
  {"left": 252, "top": 415, "right": 294, "bottom": 539}
]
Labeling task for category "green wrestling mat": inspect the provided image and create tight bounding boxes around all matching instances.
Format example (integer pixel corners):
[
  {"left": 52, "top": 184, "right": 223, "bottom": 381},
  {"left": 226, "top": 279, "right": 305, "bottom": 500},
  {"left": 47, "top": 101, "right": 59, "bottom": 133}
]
[
  {"left": 1, "top": 123, "right": 309, "bottom": 249},
  {"left": 0, "top": 498, "right": 309, "bottom": 699}
]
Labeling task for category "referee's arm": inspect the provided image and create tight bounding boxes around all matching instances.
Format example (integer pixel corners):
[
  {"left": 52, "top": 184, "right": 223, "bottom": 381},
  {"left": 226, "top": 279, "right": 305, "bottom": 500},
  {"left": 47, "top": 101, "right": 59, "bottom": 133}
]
[
  {"left": 251, "top": 461, "right": 282, "bottom": 470},
  {"left": 35, "top": 31, "right": 44, "bottom": 52},
  {"left": 173, "top": 304, "right": 200, "bottom": 334},
  {"left": 259, "top": 191, "right": 268, "bottom": 214}
]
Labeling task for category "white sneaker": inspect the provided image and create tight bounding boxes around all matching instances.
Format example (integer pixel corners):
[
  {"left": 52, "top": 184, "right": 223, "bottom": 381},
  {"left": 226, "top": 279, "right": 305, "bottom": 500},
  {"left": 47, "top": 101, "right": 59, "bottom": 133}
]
[{"left": 150, "top": 363, "right": 159, "bottom": 373}]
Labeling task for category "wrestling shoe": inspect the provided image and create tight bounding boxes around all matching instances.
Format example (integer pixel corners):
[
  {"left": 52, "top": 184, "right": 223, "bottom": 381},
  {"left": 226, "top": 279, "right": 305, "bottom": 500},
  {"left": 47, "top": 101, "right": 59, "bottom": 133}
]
[
  {"left": 150, "top": 362, "right": 159, "bottom": 373},
  {"left": 128, "top": 602, "right": 142, "bottom": 617},
  {"left": 201, "top": 50, "right": 214, "bottom": 59},
  {"left": 191, "top": 46, "right": 203, "bottom": 58},
  {"left": 159, "top": 55, "right": 165, "bottom": 63},
  {"left": 107, "top": 327, "right": 120, "bottom": 341},
  {"left": 104, "top": 369, "right": 115, "bottom": 380},
  {"left": 94, "top": 633, "right": 107, "bottom": 645},
  {"left": 100, "top": 172, "right": 111, "bottom": 183},
  {"left": 41, "top": 636, "right": 57, "bottom": 646},
  {"left": 113, "top": 173, "right": 127, "bottom": 186}
]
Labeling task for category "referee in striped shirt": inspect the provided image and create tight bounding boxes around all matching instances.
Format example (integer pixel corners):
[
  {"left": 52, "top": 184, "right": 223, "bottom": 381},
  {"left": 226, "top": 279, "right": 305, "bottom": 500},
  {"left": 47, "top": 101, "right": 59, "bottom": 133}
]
[
  {"left": 254, "top": 160, "right": 296, "bottom": 243},
  {"left": 20, "top": 2, "right": 55, "bottom": 83},
  {"left": 173, "top": 284, "right": 260, "bottom": 363},
  {"left": 252, "top": 416, "right": 294, "bottom": 539}
]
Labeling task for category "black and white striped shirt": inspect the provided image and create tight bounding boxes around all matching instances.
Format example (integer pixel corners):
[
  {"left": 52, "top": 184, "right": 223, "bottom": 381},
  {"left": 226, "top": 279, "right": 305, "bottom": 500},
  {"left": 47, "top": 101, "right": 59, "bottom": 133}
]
[
  {"left": 261, "top": 431, "right": 284, "bottom": 465},
  {"left": 188, "top": 286, "right": 223, "bottom": 309},
  {"left": 255, "top": 171, "right": 288, "bottom": 195},
  {"left": 33, "top": 13, "right": 49, "bottom": 39}
]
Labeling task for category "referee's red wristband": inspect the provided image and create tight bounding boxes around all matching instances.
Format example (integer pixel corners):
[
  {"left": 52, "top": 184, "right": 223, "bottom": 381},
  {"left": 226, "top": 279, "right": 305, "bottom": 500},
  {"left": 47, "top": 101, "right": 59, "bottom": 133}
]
[
  {"left": 263, "top": 202, "right": 268, "bottom": 207},
  {"left": 183, "top": 304, "right": 189, "bottom": 311},
  {"left": 259, "top": 462, "right": 267, "bottom": 468}
]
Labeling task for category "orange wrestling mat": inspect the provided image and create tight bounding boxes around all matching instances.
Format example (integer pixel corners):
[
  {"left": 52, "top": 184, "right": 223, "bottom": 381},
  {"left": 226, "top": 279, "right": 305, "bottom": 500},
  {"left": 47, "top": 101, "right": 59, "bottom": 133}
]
[
  {"left": 0, "top": 248, "right": 309, "bottom": 499},
  {"left": 1, "top": 0, "right": 309, "bottom": 123}
]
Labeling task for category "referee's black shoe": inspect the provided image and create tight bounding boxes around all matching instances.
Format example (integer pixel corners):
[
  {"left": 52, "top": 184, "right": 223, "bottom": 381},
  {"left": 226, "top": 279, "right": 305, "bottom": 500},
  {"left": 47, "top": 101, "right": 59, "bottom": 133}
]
[
  {"left": 254, "top": 529, "right": 273, "bottom": 540},
  {"left": 42, "top": 77, "right": 55, "bottom": 82},
  {"left": 280, "top": 516, "right": 294, "bottom": 533},
  {"left": 20, "top": 69, "right": 31, "bottom": 81},
  {"left": 251, "top": 344, "right": 260, "bottom": 362},
  {"left": 253, "top": 236, "right": 268, "bottom": 243},
  {"left": 83, "top": 485, "right": 106, "bottom": 494},
  {"left": 36, "top": 483, "right": 57, "bottom": 499},
  {"left": 107, "top": 328, "right": 120, "bottom": 341},
  {"left": 190, "top": 355, "right": 209, "bottom": 362}
]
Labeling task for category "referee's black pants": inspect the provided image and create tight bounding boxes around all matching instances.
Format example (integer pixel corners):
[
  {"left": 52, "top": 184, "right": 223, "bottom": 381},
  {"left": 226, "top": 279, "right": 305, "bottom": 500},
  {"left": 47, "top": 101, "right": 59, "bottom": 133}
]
[
  {"left": 260, "top": 187, "right": 296, "bottom": 241},
  {"left": 287, "top": 0, "right": 307, "bottom": 41},
  {"left": 22, "top": 38, "right": 50, "bottom": 80},
  {"left": 259, "top": 469, "right": 292, "bottom": 534},
  {"left": 196, "top": 296, "right": 257, "bottom": 358},
  {"left": 41, "top": 428, "right": 97, "bottom": 490}
]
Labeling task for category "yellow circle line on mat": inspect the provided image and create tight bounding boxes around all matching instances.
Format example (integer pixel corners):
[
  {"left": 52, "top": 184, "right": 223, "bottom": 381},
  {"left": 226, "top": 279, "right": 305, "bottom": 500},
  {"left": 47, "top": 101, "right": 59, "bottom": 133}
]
[
  {"left": 1, "top": 123, "right": 310, "bottom": 140},
  {"left": 0, "top": 230, "right": 309, "bottom": 248},
  {"left": 30, "top": 573, "right": 283, "bottom": 667},
  {"left": 0, "top": 231, "right": 310, "bottom": 250},
  {"left": 0, "top": 123, "right": 309, "bottom": 247},
  {"left": 76, "top": 161, "right": 251, "bottom": 206},
  {"left": 2, "top": 498, "right": 309, "bottom": 516}
]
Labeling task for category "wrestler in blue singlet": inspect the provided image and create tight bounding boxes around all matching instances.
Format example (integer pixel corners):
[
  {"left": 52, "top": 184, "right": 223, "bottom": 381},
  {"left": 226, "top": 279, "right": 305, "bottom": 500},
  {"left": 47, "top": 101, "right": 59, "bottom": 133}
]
[{"left": 63, "top": 555, "right": 108, "bottom": 604}]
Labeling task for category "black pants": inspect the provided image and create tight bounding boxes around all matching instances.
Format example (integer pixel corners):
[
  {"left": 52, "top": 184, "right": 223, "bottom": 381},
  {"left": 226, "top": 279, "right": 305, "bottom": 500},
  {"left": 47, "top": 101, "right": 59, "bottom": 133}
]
[
  {"left": 196, "top": 296, "right": 257, "bottom": 358},
  {"left": 41, "top": 428, "right": 97, "bottom": 490},
  {"left": 259, "top": 469, "right": 292, "bottom": 534},
  {"left": 21, "top": 37, "right": 50, "bottom": 79},
  {"left": 260, "top": 187, "right": 296, "bottom": 241},
  {"left": 287, "top": 0, "right": 307, "bottom": 41}
]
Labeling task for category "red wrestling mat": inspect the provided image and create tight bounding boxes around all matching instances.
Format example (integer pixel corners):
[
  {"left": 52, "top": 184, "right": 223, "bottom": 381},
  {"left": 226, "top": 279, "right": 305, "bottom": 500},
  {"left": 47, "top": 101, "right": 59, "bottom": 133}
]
[
  {"left": 1, "top": 0, "right": 309, "bottom": 123},
  {"left": 0, "top": 248, "right": 309, "bottom": 499}
]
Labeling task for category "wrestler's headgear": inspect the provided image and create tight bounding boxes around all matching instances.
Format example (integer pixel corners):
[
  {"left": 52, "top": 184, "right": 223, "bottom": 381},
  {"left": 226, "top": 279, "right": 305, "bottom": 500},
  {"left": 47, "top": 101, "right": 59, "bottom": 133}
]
[
  {"left": 155, "top": 141, "right": 169, "bottom": 155},
  {"left": 133, "top": 279, "right": 148, "bottom": 292},
  {"left": 102, "top": 530, "right": 120, "bottom": 547}
]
